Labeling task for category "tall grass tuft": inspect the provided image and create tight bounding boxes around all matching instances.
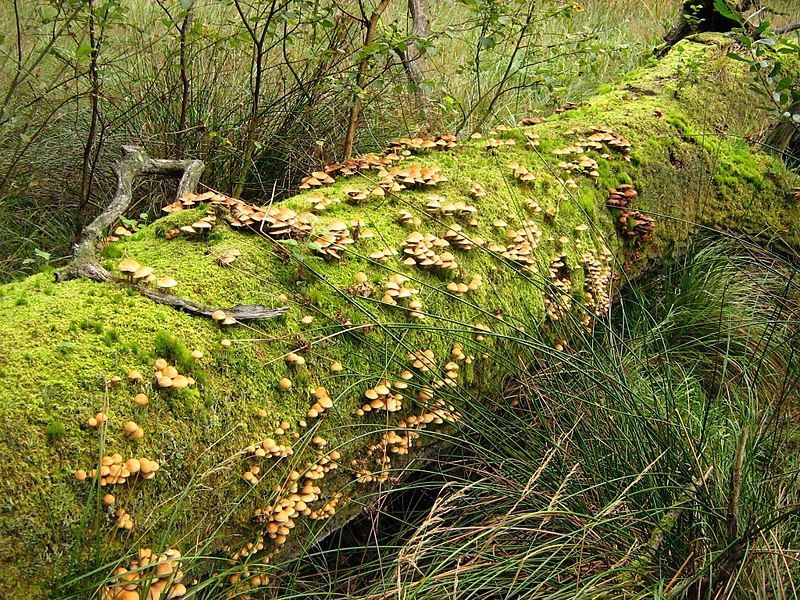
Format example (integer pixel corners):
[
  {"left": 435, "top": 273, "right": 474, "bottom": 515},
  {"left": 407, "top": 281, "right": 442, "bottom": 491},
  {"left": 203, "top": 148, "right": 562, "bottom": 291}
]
[{"left": 263, "top": 237, "right": 800, "bottom": 599}]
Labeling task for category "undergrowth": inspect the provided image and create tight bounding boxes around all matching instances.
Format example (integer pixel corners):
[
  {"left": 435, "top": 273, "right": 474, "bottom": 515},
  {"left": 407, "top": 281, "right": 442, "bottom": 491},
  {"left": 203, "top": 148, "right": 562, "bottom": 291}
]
[{"left": 260, "top": 238, "right": 800, "bottom": 599}]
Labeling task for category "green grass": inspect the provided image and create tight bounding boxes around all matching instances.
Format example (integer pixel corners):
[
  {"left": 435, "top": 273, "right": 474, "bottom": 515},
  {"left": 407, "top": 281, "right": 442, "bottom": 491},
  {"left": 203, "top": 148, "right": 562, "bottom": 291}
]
[{"left": 264, "top": 238, "right": 800, "bottom": 598}]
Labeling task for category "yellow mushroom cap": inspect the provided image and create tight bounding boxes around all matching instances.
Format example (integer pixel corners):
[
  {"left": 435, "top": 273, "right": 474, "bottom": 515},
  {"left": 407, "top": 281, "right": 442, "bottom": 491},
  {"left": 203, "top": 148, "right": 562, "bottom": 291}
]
[
  {"left": 117, "top": 258, "right": 141, "bottom": 274},
  {"left": 156, "top": 277, "right": 178, "bottom": 289},
  {"left": 132, "top": 265, "right": 153, "bottom": 280},
  {"left": 191, "top": 350, "right": 203, "bottom": 359},
  {"left": 134, "top": 393, "right": 149, "bottom": 406},
  {"left": 279, "top": 378, "right": 292, "bottom": 390},
  {"left": 211, "top": 310, "right": 226, "bottom": 321},
  {"left": 330, "top": 361, "right": 343, "bottom": 373},
  {"left": 158, "top": 376, "right": 173, "bottom": 388},
  {"left": 171, "top": 374, "right": 189, "bottom": 389},
  {"left": 103, "top": 493, "right": 116, "bottom": 506}
]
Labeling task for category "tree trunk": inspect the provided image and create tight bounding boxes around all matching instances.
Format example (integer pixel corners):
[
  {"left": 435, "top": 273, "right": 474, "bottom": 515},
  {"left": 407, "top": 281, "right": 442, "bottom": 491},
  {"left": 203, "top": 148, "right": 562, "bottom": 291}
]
[
  {"left": 0, "top": 35, "right": 798, "bottom": 598},
  {"left": 343, "top": 0, "right": 393, "bottom": 160},
  {"left": 655, "top": 0, "right": 758, "bottom": 56}
]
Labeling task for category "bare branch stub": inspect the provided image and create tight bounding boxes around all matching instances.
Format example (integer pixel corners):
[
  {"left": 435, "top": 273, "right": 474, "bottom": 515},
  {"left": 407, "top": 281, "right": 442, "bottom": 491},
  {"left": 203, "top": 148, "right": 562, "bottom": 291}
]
[
  {"left": 56, "top": 146, "right": 286, "bottom": 322},
  {"left": 69, "top": 145, "right": 205, "bottom": 267}
]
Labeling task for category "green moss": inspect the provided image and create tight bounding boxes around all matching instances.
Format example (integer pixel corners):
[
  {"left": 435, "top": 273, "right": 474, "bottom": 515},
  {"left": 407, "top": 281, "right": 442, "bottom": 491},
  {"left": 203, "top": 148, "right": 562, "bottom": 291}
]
[
  {"left": 0, "top": 35, "right": 799, "bottom": 598},
  {"left": 45, "top": 420, "right": 67, "bottom": 443}
]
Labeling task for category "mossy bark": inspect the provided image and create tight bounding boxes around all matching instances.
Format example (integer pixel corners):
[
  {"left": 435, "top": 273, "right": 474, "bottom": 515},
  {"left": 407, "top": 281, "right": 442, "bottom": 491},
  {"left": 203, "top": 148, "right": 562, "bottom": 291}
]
[{"left": 0, "top": 35, "right": 798, "bottom": 598}]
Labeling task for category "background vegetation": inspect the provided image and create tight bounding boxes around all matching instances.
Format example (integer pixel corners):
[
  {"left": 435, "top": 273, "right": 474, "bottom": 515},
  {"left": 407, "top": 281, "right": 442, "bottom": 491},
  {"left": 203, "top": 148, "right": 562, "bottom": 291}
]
[{"left": 0, "top": 0, "right": 696, "bottom": 280}]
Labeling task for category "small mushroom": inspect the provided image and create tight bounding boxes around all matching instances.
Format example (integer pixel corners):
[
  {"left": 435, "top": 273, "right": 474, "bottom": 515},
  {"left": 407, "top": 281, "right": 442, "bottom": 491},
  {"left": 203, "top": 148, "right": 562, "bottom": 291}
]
[
  {"left": 117, "top": 258, "right": 141, "bottom": 280},
  {"left": 156, "top": 277, "right": 178, "bottom": 289}
]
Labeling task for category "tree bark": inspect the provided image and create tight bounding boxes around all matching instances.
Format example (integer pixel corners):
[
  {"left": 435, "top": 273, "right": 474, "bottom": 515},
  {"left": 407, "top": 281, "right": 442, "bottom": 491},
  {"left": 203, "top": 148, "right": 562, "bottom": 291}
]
[{"left": 655, "top": 0, "right": 757, "bottom": 57}]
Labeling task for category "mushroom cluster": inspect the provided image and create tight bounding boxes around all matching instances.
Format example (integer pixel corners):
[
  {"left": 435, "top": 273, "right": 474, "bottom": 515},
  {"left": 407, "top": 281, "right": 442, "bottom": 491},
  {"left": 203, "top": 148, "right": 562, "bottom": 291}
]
[
  {"left": 99, "top": 547, "right": 186, "bottom": 600},
  {"left": 153, "top": 358, "right": 195, "bottom": 389},
  {"left": 124, "top": 420, "right": 144, "bottom": 440},
  {"left": 252, "top": 451, "right": 342, "bottom": 549},
  {"left": 165, "top": 211, "right": 216, "bottom": 238},
  {"left": 443, "top": 224, "right": 480, "bottom": 251},
  {"left": 484, "top": 137, "right": 516, "bottom": 150},
  {"left": 386, "top": 163, "right": 447, "bottom": 188},
  {"left": 470, "top": 182, "right": 487, "bottom": 198},
  {"left": 308, "top": 492, "right": 343, "bottom": 520},
  {"left": 543, "top": 255, "right": 573, "bottom": 321},
  {"left": 401, "top": 232, "right": 459, "bottom": 271},
  {"left": 311, "top": 220, "right": 354, "bottom": 260},
  {"left": 210, "top": 309, "right": 236, "bottom": 326},
  {"left": 163, "top": 190, "right": 219, "bottom": 213},
  {"left": 520, "top": 116, "right": 545, "bottom": 125},
  {"left": 114, "top": 507, "right": 134, "bottom": 531},
  {"left": 581, "top": 246, "right": 614, "bottom": 319},
  {"left": 381, "top": 274, "right": 419, "bottom": 306},
  {"left": 299, "top": 170, "right": 336, "bottom": 190},
  {"left": 117, "top": 258, "right": 159, "bottom": 285},
  {"left": 368, "top": 247, "right": 399, "bottom": 263},
  {"left": 357, "top": 397, "right": 461, "bottom": 485},
  {"left": 525, "top": 198, "right": 542, "bottom": 213},
  {"left": 343, "top": 185, "right": 384, "bottom": 204},
  {"left": 397, "top": 209, "right": 421, "bottom": 227},
  {"left": 558, "top": 155, "right": 600, "bottom": 178},
  {"left": 347, "top": 271, "right": 373, "bottom": 298},
  {"left": 424, "top": 196, "right": 478, "bottom": 220},
  {"left": 218, "top": 248, "right": 241, "bottom": 266},
  {"left": 307, "top": 194, "right": 339, "bottom": 212},
  {"left": 86, "top": 411, "right": 107, "bottom": 429},
  {"left": 606, "top": 183, "right": 638, "bottom": 209},
  {"left": 357, "top": 380, "right": 404, "bottom": 414},
  {"left": 245, "top": 438, "right": 294, "bottom": 460},
  {"left": 253, "top": 478, "right": 321, "bottom": 547},
  {"left": 323, "top": 152, "right": 397, "bottom": 178},
  {"left": 618, "top": 210, "right": 655, "bottom": 243},
  {"left": 285, "top": 352, "right": 305, "bottom": 366},
  {"left": 307, "top": 386, "right": 333, "bottom": 419},
  {"left": 388, "top": 135, "right": 457, "bottom": 152},
  {"left": 446, "top": 274, "right": 482, "bottom": 296},
  {"left": 488, "top": 221, "right": 542, "bottom": 269},
  {"left": 587, "top": 126, "right": 631, "bottom": 153},
  {"left": 409, "top": 349, "right": 436, "bottom": 372},
  {"left": 74, "top": 454, "right": 160, "bottom": 487},
  {"left": 230, "top": 202, "right": 317, "bottom": 237},
  {"left": 508, "top": 161, "right": 536, "bottom": 183}
]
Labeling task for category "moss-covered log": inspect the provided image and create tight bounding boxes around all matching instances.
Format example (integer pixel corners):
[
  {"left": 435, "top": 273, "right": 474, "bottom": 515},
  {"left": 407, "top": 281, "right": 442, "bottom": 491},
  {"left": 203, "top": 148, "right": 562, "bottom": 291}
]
[{"left": 0, "top": 35, "right": 798, "bottom": 598}]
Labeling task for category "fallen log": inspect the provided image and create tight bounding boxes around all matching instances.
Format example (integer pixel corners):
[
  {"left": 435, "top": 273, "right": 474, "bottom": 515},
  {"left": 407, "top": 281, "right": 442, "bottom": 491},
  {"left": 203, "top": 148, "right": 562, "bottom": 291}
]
[{"left": 0, "top": 34, "right": 798, "bottom": 598}]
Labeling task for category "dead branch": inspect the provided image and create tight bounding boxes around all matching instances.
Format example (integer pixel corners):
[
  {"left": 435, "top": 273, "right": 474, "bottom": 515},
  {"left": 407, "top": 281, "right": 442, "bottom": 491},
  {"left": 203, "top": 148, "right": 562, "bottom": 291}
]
[
  {"left": 55, "top": 145, "right": 285, "bottom": 322},
  {"left": 67, "top": 261, "right": 286, "bottom": 321}
]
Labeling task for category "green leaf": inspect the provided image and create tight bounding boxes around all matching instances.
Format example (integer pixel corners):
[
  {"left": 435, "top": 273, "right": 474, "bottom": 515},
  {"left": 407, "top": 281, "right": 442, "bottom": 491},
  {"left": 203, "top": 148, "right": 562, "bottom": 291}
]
[
  {"left": 75, "top": 43, "right": 93, "bottom": 59},
  {"left": 725, "top": 52, "right": 750, "bottom": 62},
  {"left": 34, "top": 249, "right": 51, "bottom": 262},
  {"left": 714, "top": 0, "right": 741, "bottom": 23}
]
